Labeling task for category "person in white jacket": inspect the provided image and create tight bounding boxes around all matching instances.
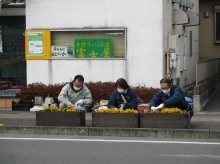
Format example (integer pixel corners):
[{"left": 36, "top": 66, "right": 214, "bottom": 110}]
[{"left": 58, "top": 75, "right": 92, "bottom": 110}]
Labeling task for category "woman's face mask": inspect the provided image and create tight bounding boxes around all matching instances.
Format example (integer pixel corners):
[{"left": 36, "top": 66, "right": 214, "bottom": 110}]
[
  {"left": 160, "top": 83, "right": 170, "bottom": 94},
  {"left": 162, "top": 88, "right": 170, "bottom": 94},
  {"left": 117, "top": 88, "right": 125, "bottom": 93}
]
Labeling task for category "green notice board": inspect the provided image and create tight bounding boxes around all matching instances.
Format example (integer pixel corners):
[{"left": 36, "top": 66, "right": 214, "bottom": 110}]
[{"left": 74, "top": 38, "right": 112, "bottom": 58}]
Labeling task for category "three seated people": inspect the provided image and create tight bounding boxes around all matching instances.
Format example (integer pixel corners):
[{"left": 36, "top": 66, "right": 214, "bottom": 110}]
[{"left": 58, "top": 75, "right": 193, "bottom": 117}]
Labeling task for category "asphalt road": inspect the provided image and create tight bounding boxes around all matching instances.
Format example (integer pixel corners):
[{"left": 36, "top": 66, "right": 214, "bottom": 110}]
[{"left": 0, "top": 136, "right": 220, "bottom": 164}]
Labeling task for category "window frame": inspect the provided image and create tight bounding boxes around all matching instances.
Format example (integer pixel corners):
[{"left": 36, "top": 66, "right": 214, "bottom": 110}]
[{"left": 50, "top": 28, "right": 127, "bottom": 60}]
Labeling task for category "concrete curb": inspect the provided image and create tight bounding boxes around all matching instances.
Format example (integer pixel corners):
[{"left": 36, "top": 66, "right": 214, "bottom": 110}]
[{"left": 0, "top": 126, "right": 219, "bottom": 140}]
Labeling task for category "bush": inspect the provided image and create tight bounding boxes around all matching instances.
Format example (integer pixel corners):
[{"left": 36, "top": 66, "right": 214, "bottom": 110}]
[
  {"left": 17, "top": 82, "right": 158, "bottom": 104},
  {"left": 17, "top": 83, "right": 66, "bottom": 104},
  {"left": 85, "top": 82, "right": 116, "bottom": 103},
  {"left": 134, "top": 87, "right": 159, "bottom": 103}
]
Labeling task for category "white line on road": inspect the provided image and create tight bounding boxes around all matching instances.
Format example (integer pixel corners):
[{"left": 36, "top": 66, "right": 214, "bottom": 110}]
[
  {"left": 163, "top": 154, "right": 220, "bottom": 159},
  {"left": 0, "top": 137, "right": 220, "bottom": 145}
]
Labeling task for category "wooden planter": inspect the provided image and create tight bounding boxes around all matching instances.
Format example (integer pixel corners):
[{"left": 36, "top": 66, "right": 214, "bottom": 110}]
[
  {"left": 36, "top": 111, "right": 85, "bottom": 127},
  {"left": 139, "top": 112, "right": 191, "bottom": 129},
  {"left": 92, "top": 113, "right": 139, "bottom": 128}
]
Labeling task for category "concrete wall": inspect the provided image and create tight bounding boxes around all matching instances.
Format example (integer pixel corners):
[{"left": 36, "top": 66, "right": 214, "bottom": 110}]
[
  {"left": 200, "top": 0, "right": 220, "bottom": 58},
  {"left": 26, "top": 0, "right": 163, "bottom": 87},
  {"left": 0, "top": 8, "right": 25, "bottom": 16},
  {"left": 163, "top": 0, "right": 199, "bottom": 90}
]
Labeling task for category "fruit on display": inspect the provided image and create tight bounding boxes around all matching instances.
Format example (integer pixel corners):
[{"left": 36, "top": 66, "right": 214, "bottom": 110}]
[
  {"left": 97, "top": 107, "right": 138, "bottom": 113},
  {"left": 149, "top": 107, "right": 187, "bottom": 114}
]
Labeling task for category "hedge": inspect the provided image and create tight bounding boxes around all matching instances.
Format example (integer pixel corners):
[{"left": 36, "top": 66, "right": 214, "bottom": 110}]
[{"left": 17, "top": 82, "right": 159, "bottom": 104}]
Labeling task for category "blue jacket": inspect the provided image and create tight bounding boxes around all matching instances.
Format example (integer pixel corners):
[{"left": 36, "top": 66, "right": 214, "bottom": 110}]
[
  {"left": 108, "top": 88, "right": 138, "bottom": 109},
  {"left": 150, "top": 85, "right": 185, "bottom": 108}
]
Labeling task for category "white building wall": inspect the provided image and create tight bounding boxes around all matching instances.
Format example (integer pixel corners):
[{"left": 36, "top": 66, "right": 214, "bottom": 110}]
[
  {"left": 26, "top": 0, "right": 163, "bottom": 88},
  {"left": 163, "top": 0, "right": 199, "bottom": 90}
]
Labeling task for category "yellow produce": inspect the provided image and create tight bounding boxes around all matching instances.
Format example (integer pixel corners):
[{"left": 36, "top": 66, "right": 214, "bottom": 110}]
[
  {"left": 42, "top": 105, "right": 77, "bottom": 112},
  {"left": 149, "top": 107, "right": 187, "bottom": 114},
  {"left": 97, "top": 108, "right": 138, "bottom": 113}
]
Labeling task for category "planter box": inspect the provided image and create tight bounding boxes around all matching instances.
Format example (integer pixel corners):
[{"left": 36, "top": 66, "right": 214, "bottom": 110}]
[
  {"left": 12, "top": 101, "right": 34, "bottom": 111},
  {"left": 36, "top": 111, "right": 85, "bottom": 127},
  {"left": 92, "top": 113, "right": 139, "bottom": 128},
  {"left": 139, "top": 112, "right": 191, "bottom": 129}
]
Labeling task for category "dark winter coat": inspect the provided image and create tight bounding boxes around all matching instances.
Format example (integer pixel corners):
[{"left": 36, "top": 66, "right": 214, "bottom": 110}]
[
  {"left": 150, "top": 85, "right": 187, "bottom": 109},
  {"left": 108, "top": 88, "right": 138, "bottom": 109}
]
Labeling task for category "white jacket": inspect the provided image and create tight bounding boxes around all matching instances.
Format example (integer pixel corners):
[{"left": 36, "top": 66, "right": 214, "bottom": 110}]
[{"left": 58, "top": 83, "right": 92, "bottom": 106}]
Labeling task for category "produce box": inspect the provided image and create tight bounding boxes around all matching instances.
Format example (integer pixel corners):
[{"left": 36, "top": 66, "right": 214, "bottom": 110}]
[
  {"left": 92, "top": 113, "right": 139, "bottom": 128},
  {"left": 36, "top": 111, "right": 85, "bottom": 126},
  {"left": 139, "top": 112, "right": 191, "bottom": 129}
]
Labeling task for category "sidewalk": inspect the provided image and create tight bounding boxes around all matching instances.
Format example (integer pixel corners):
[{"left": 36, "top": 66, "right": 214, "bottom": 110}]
[
  {"left": 1, "top": 84, "right": 220, "bottom": 140},
  {"left": 0, "top": 107, "right": 220, "bottom": 140},
  {"left": 0, "top": 109, "right": 220, "bottom": 129}
]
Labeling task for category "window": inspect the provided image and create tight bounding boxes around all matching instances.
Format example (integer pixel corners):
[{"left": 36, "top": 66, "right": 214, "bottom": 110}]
[
  {"left": 51, "top": 29, "right": 126, "bottom": 59},
  {"left": 215, "top": 6, "right": 220, "bottom": 43}
]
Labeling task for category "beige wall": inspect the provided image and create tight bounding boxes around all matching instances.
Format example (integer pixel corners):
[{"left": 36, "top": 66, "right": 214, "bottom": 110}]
[{"left": 200, "top": 0, "right": 220, "bottom": 58}]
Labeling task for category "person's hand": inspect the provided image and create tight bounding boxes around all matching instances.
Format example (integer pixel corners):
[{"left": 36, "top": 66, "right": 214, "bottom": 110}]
[
  {"left": 119, "top": 103, "right": 125, "bottom": 110},
  {"left": 157, "top": 103, "right": 164, "bottom": 109},
  {"left": 75, "top": 99, "right": 84, "bottom": 107},
  {"left": 70, "top": 104, "right": 75, "bottom": 108},
  {"left": 76, "top": 105, "right": 85, "bottom": 111},
  {"left": 151, "top": 106, "right": 157, "bottom": 110}
]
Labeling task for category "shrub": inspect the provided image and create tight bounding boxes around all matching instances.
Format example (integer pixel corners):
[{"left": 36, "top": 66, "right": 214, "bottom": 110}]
[
  {"left": 85, "top": 82, "right": 115, "bottom": 103},
  {"left": 17, "top": 83, "right": 66, "bottom": 104},
  {"left": 134, "top": 87, "right": 159, "bottom": 103},
  {"left": 17, "top": 82, "right": 158, "bottom": 104}
]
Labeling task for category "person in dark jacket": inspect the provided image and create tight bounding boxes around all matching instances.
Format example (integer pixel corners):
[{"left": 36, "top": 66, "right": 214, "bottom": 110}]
[
  {"left": 150, "top": 78, "right": 193, "bottom": 116},
  {"left": 108, "top": 78, "right": 138, "bottom": 109}
]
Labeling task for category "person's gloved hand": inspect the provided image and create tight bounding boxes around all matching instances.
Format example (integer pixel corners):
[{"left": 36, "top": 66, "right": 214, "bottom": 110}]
[
  {"left": 76, "top": 105, "right": 85, "bottom": 111},
  {"left": 157, "top": 103, "right": 164, "bottom": 109},
  {"left": 75, "top": 99, "right": 84, "bottom": 107},
  {"left": 151, "top": 106, "right": 157, "bottom": 110},
  {"left": 119, "top": 103, "right": 125, "bottom": 110}
]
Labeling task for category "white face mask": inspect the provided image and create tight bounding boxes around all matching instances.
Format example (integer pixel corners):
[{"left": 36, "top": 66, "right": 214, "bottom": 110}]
[
  {"left": 162, "top": 89, "right": 170, "bottom": 94},
  {"left": 74, "top": 86, "right": 82, "bottom": 91},
  {"left": 117, "top": 88, "right": 125, "bottom": 93}
]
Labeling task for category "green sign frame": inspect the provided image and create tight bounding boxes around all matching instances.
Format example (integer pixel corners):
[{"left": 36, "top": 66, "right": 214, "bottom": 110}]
[{"left": 74, "top": 38, "right": 112, "bottom": 58}]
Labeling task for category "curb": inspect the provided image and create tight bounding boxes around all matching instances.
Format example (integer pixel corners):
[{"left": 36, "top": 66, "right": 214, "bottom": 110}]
[{"left": 0, "top": 126, "right": 219, "bottom": 140}]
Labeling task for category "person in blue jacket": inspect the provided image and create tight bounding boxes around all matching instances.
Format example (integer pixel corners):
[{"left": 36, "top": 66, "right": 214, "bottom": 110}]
[
  {"left": 150, "top": 78, "right": 193, "bottom": 117},
  {"left": 108, "top": 78, "right": 138, "bottom": 109}
]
